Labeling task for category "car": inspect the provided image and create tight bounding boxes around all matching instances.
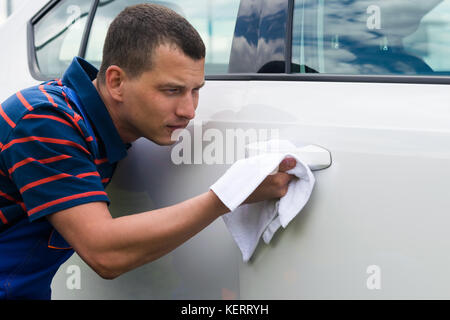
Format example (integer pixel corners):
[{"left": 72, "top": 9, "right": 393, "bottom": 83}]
[{"left": 1, "top": 0, "right": 450, "bottom": 300}]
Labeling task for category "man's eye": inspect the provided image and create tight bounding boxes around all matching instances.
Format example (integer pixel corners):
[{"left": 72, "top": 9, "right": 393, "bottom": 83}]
[{"left": 166, "top": 88, "right": 180, "bottom": 94}]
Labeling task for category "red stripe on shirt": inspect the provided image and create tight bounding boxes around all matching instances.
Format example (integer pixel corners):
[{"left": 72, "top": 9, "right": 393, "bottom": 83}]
[
  {"left": 0, "top": 189, "right": 18, "bottom": 203},
  {"left": 59, "top": 108, "right": 84, "bottom": 135},
  {"left": 101, "top": 178, "right": 110, "bottom": 184},
  {"left": 0, "top": 103, "right": 16, "bottom": 128},
  {"left": 61, "top": 91, "right": 74, "bottom": 110},
  {"left": 28, "top": 191, "right": 108, "bottom": 216},
  {"left": 16, "top": 91, "right": 34, "bottom": 111},
  {"left": 39, "top": 85, "right": 58, "bottom": 108},
  {"left": 20, "top": 173, "right": 72, "bottom": 194},
  {"left": 76, "top": 172, "right": 100, "bottom": 179},
  {"left": 2, "top": 136, "right": 91, "bottom": 155},
  {"left": 95, "top": 158, "right": 108, "bottom": 165},
  {"left": 74, "top": 113, "right": 82, "bottom": 121},
  {"left": 0, "top": 189, "right": 27, "bottom": 211},
  {"left": 19, "top": 202, "right": 26, "bottom": 212},
  {"left": 8, "top": 154, "right": 72, "bottom": 175},
  {"left": 20, "top": 171, "right": 101, "bottom": 194},
  {"left": 71, "top": 114, "right": 83, "bottom": 134},
  {"left": 22, "top": 114, "right": 75, "bottom": 129},
  {"left": 0, "top": 210, "right": 7, "bottom": 224}
]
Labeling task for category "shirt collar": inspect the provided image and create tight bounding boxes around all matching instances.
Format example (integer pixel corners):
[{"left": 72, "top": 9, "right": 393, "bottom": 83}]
[{"left": 61, "top": 57, "right": 129, "bottom": 164}]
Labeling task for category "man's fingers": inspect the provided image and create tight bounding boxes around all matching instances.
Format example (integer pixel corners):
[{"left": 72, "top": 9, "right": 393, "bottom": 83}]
[
  {"left": 272, "top": 172, "right": 298, "bottom": 198},
  {"left": 272, "top": 172, "right": 297, "bottom": 187},
  {"left": 278, "top": 157, "right": 297, "bottom": 172}
]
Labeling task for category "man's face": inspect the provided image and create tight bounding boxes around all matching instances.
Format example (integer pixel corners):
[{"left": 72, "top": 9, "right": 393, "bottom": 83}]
[{"left": 120, "top": 44, "right": 205, "bottom": 145}]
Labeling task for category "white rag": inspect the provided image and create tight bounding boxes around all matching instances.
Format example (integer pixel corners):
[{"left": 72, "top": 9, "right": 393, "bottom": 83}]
[{"left": 210, "top": 140, "right": 316, "bottom": 262}]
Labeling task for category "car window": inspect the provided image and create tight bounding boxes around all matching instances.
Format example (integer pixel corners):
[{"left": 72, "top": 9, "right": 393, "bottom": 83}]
[
  {"left": 33, "top": 0, "right": 93, "bottom": 78},
  {"left": 292, "top": 0, "right": 450, "bottom": 76},
  {"left": 84, "top": 0, "right": 240, "bottom": 75}
]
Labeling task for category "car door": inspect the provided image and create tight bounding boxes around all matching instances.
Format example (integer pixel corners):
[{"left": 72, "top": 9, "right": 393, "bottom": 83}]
[{"left": 221, "top": 0, "right": 450, "bottom": 299}]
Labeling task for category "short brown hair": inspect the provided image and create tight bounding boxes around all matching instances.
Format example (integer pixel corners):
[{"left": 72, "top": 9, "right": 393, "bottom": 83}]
[{"left": 98, "top": 4, "right": 205, "bottom": 82}]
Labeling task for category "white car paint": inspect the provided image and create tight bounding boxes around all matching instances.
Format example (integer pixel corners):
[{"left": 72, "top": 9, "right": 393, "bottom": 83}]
[{"left": 0, "top": 0, "right": 40, "bottom": 100}]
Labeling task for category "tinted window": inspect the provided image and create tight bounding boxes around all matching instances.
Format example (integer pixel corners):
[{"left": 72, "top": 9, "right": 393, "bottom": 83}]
[
  {"left": 292, "top": 0, "right": 450, "bottom": 76},
  {"left": 85, "top": 0, "right": 240, "bottom": 75},
  {"left": 33, "top": 0, "right": 93, "bottom": 78}
]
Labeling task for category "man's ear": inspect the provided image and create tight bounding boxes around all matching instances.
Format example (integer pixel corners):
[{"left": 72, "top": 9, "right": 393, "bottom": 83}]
[{"left": 104, "top": 65, "right": 126, "bottom": 102}]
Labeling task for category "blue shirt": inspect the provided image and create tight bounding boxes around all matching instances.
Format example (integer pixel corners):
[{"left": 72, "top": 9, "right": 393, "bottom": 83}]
[{"left": 0, "top": 57, "right": 129, "bottom": 299}]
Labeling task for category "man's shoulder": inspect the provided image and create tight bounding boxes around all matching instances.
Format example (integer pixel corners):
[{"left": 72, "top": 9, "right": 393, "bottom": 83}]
[
  {"left": 2, "top": 81, "right": 80, "bottom": 126},
  {"left": 0, "top": 81, "right": 85, "bottom": 143},
  {"left": 19, "top": 81, "right": 76, "bottom": 113}
]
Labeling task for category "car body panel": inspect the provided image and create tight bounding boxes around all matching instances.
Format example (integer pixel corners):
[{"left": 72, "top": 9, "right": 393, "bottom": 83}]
[{"left": 0, "top": 0, "right": 45, "bottom": 100}]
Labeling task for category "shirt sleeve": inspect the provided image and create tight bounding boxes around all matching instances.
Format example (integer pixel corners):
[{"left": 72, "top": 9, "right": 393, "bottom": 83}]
[{"left": 1, "top": 106, "right": 110, "bottom": 222}]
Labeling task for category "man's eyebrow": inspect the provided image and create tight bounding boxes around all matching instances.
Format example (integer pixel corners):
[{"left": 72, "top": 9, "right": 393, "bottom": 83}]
[
  {"left": 159, "top": 82, "right": 205, "bottom": 89},
  {"left": 159, "top": 83, "right": 185, "bottom": 89}
]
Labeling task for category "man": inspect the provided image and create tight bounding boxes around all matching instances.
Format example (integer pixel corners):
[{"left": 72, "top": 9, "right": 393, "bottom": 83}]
[{"left": 0, "top": 4, "right": 296, "bottom": 299}]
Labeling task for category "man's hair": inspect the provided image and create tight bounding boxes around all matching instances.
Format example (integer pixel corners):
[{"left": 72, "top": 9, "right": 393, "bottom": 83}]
[{"left": 97, "top": 4, "right": 205, "bottom": 82}]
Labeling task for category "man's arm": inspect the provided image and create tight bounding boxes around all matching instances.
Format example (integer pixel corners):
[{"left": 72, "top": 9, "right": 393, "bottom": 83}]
[
  {"left": 47, "top": 190, "right": 229, "bottom": 279},
  {"left": 47, "top": 158, "right": 296, "bottom": 279}
]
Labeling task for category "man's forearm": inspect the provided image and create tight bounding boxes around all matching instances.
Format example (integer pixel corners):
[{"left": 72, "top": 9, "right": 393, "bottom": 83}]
[{"left": 89, "top": 190, "right": 229, "bottom": 278}]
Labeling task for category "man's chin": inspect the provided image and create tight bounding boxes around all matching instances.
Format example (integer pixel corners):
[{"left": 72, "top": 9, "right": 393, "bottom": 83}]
[
  {"left": 149, "top": 136, "right": 179, "bottom": 146},
  {"left": 161, "top": 139, "right": 178, "bottom": 146},
  {"left": 145, "top": 127, "right": 187, "bottom": 146}
]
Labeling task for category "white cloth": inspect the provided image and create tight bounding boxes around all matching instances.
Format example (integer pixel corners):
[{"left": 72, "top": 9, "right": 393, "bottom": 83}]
[{"left": 210, "top": 140, "right": 316, "bottom": 262}]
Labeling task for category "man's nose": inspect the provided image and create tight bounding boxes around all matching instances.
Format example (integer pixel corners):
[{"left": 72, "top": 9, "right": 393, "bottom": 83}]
[{"left": 176, "top": 94, "right": 196, "bottom": 120}]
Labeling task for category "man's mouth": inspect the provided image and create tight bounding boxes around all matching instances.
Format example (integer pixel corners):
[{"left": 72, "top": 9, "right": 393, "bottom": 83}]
[{"left": 167, "top": 123, "right": 188, "bottom": 130}]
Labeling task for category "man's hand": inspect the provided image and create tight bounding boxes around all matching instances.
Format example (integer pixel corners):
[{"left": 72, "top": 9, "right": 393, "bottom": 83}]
[{"left": 243, "top": 157, "right": 297, "bottom": 204}]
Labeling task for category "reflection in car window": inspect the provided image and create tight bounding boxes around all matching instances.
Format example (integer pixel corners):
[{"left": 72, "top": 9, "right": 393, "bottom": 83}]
[
  {"left": 292, "top": 0, "right": 449, "bottom": 76},
  {"left": 85, "top": 0, "right": 240, "bottom": 75},
  {"left": 34, "top": 0, "right": 93, "bottom": 78}
]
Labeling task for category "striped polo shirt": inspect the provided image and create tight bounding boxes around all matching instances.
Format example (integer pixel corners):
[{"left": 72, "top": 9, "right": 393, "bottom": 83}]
[{"left": 0, "top": 57, "right": 129, "bottom": 299}]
